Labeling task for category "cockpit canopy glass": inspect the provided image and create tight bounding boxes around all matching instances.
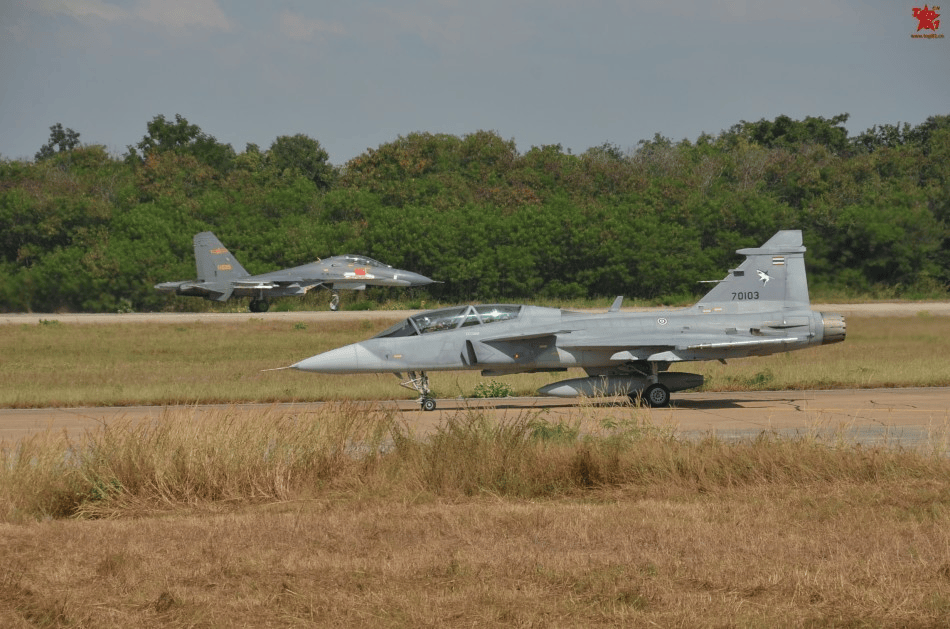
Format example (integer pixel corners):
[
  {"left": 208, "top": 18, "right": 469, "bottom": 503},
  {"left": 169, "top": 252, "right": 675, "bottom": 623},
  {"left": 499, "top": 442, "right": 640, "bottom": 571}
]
[
  {"left": 374, "top": 305, "right": 522, "bottom": 338},
  {"left": 340, "top": 255, "right": 389, "bottom": 268}
]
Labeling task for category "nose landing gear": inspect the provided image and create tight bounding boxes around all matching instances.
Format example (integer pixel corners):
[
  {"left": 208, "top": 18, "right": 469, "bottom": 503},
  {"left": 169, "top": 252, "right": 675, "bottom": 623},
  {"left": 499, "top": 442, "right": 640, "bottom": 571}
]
[{"left": 397, "top": 371, "right": 437, "bottom": 411}]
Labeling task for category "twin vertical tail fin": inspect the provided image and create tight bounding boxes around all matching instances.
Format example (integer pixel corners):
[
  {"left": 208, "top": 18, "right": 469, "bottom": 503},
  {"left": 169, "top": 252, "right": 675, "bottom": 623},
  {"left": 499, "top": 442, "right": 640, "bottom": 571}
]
[
  {"left": 695, "top": 230, "right": 810, "bottom": 313},
  {"left": 193, "top": 232, "right": 250, "bottom": 301}
]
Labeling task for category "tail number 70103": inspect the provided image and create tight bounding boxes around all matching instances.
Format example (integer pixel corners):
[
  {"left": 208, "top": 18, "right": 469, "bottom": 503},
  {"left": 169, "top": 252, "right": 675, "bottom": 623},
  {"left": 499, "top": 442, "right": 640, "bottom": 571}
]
[{"left": 732, "top": 291, "right": 760, "bottom": 301}]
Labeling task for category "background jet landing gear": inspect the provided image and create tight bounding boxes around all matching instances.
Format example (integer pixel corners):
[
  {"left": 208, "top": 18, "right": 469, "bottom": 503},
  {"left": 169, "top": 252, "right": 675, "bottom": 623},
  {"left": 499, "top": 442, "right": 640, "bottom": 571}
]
[
  {"left": 397, "top": 371, "right": 437, "bottom": 411},
  {"left": 329, "top": 291, "right": 340, "bottom": 311},
  {"left": 249, "top": 298, "right": 270, "bottom": 313}
]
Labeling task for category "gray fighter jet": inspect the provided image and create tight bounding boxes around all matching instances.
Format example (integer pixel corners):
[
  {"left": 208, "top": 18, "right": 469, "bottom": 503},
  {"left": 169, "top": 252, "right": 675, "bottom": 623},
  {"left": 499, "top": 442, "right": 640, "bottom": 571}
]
[
  {"left": 289, "top": 231, "right": 846, "bottom": 409},
  {"left": 156, "top": 231, "right": 435, "bottom": 312}
]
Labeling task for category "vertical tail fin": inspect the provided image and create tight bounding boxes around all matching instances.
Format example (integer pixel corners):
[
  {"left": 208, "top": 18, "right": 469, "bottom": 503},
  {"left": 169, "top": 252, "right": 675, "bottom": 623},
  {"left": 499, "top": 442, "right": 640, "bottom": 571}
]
[
  {"left": 193, "top": 232, "right": 250, "bottom": 284},
  {"left": 695, "top": 230, "right": 810, "bottom": 313}
]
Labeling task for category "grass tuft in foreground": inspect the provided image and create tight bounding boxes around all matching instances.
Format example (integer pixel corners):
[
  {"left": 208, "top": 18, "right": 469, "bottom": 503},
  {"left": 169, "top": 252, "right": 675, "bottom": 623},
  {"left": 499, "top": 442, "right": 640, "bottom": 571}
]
[
  {"left": 4, "top": 405, "right": 950, "bottom": 521},
  {"left": 5, "top": 406, "right": 950, "bottom": 626},
  {"left": 2, "top": 404, "right": 395, "bottom": 520}
]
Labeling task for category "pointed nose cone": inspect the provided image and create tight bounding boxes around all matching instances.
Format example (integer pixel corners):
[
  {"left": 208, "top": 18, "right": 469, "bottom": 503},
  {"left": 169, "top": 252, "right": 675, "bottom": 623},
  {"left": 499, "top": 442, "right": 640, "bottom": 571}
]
[
  {"left": 154, "top": 281, "right": 180, "bottom": 293},
  {"left": 394, "top": 271, "right": 436, "bottom": 287},
  {"left": 291, "top": 343, "right": 386, "bottom": 374}
]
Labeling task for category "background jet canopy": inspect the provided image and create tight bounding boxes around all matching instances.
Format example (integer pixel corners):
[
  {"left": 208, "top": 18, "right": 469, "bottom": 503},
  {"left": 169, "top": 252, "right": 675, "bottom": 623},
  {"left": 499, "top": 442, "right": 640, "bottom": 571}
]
[{"left": 332, "top": 255, "right": 390, "bottom": 267}]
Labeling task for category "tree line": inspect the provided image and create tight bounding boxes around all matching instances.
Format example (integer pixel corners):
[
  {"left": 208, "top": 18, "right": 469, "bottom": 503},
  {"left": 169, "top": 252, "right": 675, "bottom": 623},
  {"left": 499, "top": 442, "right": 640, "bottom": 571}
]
[{"left": 1, "top": 112, "right": 948, "bottom": 312}]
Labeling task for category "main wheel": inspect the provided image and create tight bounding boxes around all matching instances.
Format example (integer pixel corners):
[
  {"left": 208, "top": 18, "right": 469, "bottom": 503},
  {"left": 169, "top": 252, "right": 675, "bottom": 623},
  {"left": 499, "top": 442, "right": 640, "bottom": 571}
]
[
  {"left": 249, "top": 299, "right": 270, "bottom": 313},
  {"left": 329, "top": 293, "right": 340, "bottom": 311},
  {"left": 421, "top": 397, "right": 437, "bottom": 412},
  {"left": 641, "top": 384, "right": 671, "bottom": 408}
]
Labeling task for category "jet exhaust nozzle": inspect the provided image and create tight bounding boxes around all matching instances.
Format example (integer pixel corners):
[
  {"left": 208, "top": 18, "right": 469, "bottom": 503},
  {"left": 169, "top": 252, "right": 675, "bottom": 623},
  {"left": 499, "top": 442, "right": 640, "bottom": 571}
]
[{"left": 820, "top": 313, "right": 846, "bottom": 345}]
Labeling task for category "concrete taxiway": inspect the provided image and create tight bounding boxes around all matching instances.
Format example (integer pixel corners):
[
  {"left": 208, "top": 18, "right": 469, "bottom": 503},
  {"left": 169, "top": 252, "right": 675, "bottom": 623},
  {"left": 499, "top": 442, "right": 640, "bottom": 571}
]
[
  {"left": 4, "top": 304, "right": 948, "bottom": 446},
  {"left": 3, "top": 388, "right": 949, "bottom": 447}
]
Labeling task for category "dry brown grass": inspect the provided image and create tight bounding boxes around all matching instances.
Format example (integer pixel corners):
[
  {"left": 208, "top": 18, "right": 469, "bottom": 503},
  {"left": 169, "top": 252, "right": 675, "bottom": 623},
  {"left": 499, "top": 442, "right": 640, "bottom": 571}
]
[
  {"left": 1, "top": 404, "right": 395, "bottom": 520},
  {"left": 4, "top": 314, "right": 950, "bottom": 626},
  {"left": 3, "top": 478, "right": 950, "bottom": 626},
  {"left": 3, "top": 406, "right": 950, "bottom": 625}
]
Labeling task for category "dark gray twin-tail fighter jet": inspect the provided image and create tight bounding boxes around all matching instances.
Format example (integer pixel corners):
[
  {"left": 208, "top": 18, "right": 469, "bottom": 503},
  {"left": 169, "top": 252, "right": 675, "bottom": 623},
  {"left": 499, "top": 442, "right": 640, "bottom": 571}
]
[
  {"left": 288, "top": 231, "right": 846, "bottom": 410},
  {"left": 155, "top": 232, "right": 435, "bottom": 312}
]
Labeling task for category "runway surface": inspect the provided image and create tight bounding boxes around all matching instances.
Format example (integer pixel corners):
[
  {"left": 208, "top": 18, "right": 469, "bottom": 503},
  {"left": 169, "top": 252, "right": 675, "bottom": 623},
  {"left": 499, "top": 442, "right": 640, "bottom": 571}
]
[
  {"left": 4, "top": 303, "right": 948, "bottom": 446},
  {"left": 4, "top": 388, "right": 949, "bottom": 447},
  {"left": 3, "top": 301, "right": 949, "bottom": 325}
]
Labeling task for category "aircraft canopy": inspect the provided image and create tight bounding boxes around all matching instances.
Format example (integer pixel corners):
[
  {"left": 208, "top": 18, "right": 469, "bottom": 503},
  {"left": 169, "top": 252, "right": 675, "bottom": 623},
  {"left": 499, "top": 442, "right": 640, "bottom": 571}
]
[
  {"left": 375, "top": 305, "right": 522, "bottom": 338},
  {"left": 329, "top": 255, "right": 391, "bottom": 267}
]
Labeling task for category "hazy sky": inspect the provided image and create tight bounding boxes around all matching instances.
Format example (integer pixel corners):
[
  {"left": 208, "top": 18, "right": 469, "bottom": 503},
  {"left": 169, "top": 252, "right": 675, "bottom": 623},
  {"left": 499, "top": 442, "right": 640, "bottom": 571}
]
[{"left": 1, "top": 1, "right": 947, "bottom": 164}]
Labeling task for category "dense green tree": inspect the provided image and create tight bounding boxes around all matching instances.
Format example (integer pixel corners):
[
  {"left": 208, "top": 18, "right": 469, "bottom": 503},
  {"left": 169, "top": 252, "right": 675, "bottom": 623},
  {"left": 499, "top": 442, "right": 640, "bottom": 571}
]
[
  {"left": 907, "top": 114, "right": 950, "bottom": 150},
  {"left": 833, "top": 192, "right": 943, "bottom": 288},
  {"left": 127, "top": 114, "right": 235, "bottom": 172},
  {"left": 740, "top": 114, "right": 851, "bottom": 154},
  {"left": 266, "top": 134, "right": 336, "bottom": 190},
  {"left": 34, "top": 123, "right": 81, "bottom": 161},
  {"left": 852, "top": 122, "right": 915, "bottom": 152},
  {"left": 0, "top": 146, "right": 115, "bottom": 269},
  {"left": 1, "top": 113, "right": 948, "bottom": 312},
  {"left": 852, "top": 116, "right": 950, "bottom": 155}
]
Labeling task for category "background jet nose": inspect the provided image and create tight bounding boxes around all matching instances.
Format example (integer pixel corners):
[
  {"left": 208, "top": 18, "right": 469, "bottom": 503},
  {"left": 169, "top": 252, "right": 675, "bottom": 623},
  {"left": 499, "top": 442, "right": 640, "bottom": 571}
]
[{"left": 399, "top": 271, "right": 435, "bottom": 286}]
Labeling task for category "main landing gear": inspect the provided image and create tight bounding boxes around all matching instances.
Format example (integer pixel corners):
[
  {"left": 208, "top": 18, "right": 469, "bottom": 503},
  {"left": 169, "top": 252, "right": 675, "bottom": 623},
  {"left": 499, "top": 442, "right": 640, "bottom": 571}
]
[
  {"left": 329, "top": 291, "right": 340, "bottom": 311},
  {"left": 397, "top": 371, "right": 437, "bottom": 411},
  {"left": 638, "top": 383, "right": 671, "bottom": 408},
  {"left": 629, "top": 361, "right": 671, "bottom": 408},
  {"left": 249, "top": 298, "right": 270, "bottom": 312}
]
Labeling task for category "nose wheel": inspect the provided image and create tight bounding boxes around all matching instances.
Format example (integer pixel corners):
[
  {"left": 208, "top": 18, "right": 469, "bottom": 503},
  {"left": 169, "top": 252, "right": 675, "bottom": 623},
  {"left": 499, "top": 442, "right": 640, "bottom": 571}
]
[
  {"left": 396, "top": 371, "right": 437, "bottom": 411},
  {"left": 329, "top": 291, "right": 340, "bottom": 311}
]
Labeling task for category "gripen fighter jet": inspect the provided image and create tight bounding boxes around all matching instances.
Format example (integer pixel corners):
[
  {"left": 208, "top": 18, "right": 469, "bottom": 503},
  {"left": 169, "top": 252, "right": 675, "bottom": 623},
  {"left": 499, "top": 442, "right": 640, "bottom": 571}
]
[
  {"left": 156, "top": 232, "right": 435, "bottom": 312},
  {"left": 289, "top": 231, "right": 846, "bottom": 410}
]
